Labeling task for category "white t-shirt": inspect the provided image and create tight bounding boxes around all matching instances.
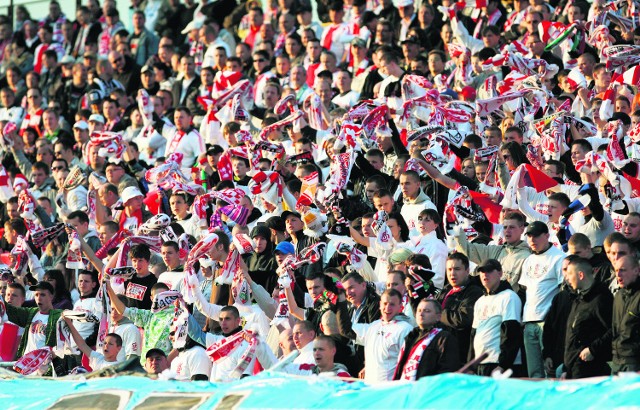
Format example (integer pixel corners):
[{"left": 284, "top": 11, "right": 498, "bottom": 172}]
[
  {"left": 473, "top": 289, "right": 522, "bottom": 364},
  {"left": 352, "top": 318, "right": 413, "bottom": 383},
  {"left": 407, "top": 231, "right": 448, "bottom": 289},
  {"left": 519, "top": 246, "right": 566, "bottom": 322},
  {"left": 73, "top": 297, "right": 99, "bottom": 340},
  {"left": 89, "top": 350, "right": 122, "bottom": 371},
  {"left": 112, "top": 322, "right": 142, "bottom": 362},
  {"left": 158, "top": 270, "right": 185, "bottom": 290},
  {"left": 171, "top": 346, "right": 212, "bottom": 381},
  {"left": 401, "top": 200, "right": 438, "bottom": 239},
  {"left": 24, "top": 312, "right": 49, "bottom": 355}
]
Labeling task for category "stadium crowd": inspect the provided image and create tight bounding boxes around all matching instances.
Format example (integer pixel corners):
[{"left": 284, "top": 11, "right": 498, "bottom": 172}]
[{"left": 0, "top": 0, "right": 639, "bottom": 381}]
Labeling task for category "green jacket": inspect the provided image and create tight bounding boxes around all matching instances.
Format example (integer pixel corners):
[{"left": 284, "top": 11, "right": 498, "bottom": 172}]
[{"left": 5, "top": 304, "right": 63, "bottom": 358}]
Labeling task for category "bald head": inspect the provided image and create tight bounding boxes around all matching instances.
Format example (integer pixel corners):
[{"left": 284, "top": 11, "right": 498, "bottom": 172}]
[{"left": 614, "top": 255, "right": 640, "bottom": 288}]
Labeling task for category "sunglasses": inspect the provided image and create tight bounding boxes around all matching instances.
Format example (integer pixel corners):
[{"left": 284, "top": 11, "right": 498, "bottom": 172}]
[{"left": 254, "top": 58, "right": 266, "bottom": 63}]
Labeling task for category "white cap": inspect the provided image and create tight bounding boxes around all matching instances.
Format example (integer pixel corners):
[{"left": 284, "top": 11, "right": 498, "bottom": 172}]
[
  {"left": 73, "top": 120, "right": 89, "bottom": 130},
  {"left": 121, "top": 186, "right": 144, "bottom": 204},
  {"left": 88, "top": 114, "right": 105, "bottom": 124},
  {"left": 181, "top": 19, "right": 204, "bottom": 35},
  {"left": 395, "top": 0, "right": 414, "bottom": 7},
  {"left": 60, "top": 55, "right": 75, "bottom": 65}
]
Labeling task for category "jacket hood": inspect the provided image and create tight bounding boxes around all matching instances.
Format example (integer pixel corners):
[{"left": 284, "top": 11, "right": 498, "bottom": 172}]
[
  {"left": 393, "top": 313, "right": 413, "bottom": 324},
  {"left": 404, "top": 189, "right": 430, "bottom": 205},
  {"left": 486, "top": 280, "right": 513, "bottom": 295}
]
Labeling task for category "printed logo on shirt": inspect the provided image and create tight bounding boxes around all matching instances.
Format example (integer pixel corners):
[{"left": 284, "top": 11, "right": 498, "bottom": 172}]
[
  {"left": 476, "top": 303, "right": 500, "bottom": 322},
  {"left": 126, "top": 283, "right": 147, "bottom": 301},
  {"left": 30, "top": 320, "right": 47, "bottom": 335}
]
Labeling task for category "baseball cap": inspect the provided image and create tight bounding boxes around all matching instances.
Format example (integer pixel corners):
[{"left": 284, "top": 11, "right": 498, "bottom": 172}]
[
  {"left": 87, "top": 90, "right": 103, "bottom": 106},
  {"left": 274, "top": 241, "right": 295, "bottom": 255},
  {"left": 140, "top": 64, "right": 152, "bottom": 74},
  {"left": 29, "top": 281, "right": 55, "bottom": 294},
  {"left": 88, "top": 114, "right": 105, "bottom": 124},
  {"left": 264, "top": 216, "right": 286, "bottom": 232},
  {"left": 73, "top": 120, "right": 89, "bottom": 130},
  {"left": 351, "top": 37, "right": 367, "bottom": 48},
  {"left": 181, "top": 20, "right": 204, "bottom": 35},
  {"left": 525, "top": 221, "right": 549, "bottom": 237},
  {"left": 121, "top": 186, "right": 144, "bottom": 203},
  {"left": 477, "top": 259, "right": 503, "bottom": 273},
  {"left": 145, "top": 348, "right": 167, "bottom": 359},
  {"left": 281, "top": 210, "right": 301, "bottom": 221},
  {"left": 395, "top": 0, "right": 414, "bottom": 7},
  {"left": 401, "top": 35, "right": 420, "bottom": 45},
  {"left": 60, "top": 55, "right": 75, "bottom": 65}
]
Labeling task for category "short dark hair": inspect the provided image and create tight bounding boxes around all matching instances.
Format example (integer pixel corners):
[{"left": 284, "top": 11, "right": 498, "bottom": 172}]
[
  {"left": 161, "top": 241, "right": 180, "bottom": 252},
  {"left": 571, "top": 139, "right": 592, "bottom": 152},
  {"left": 407, "top": 253, "right": 432, "bottom": 270},
  {"left": 382, "top": 288, "right": 403, "bottom": 301},
  {"left": 220, "top": 305, "right": 240, "bottom": 319},
  {"left": 32, "top": 161, "right": 50, "bottom": 176},
  {"left": 7, "top": 283, "right": 25, "bottom": 298},
  {"left": 447, "top": 252, "right": 470, "bottom": 270},
  {"left": 294, "top": 320, "right": 315, "bottom": 333},
  {"left": 78, "top": 270, "right": 98, "bottom": 283},
  {"left": 6, "top": 218, "right": 27, "bottom": 236},
  {"left": 212, "top": 229, "right": 231, "bottom": 253},
  {"left": 106, "top": 332, "right": 123, "bottom": 347},
  {"left": 68, "top": 210, "right": 90, "bottom": 225},
  {"left": 503, "top": 212, "right": 526, "bottom": 226},
  {"left": 341, "top": 271, "right": 365, "bottom": 284},
  {"left": 130, "top": 244, "right": 151, "bottom": 261},
  {"left": 548, "top": 192, "right": 570, "bottom": 207}
]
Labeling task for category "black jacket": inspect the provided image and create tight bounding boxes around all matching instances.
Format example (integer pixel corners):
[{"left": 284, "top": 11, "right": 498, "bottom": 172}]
[
  {"left": 335, "top": 287, "right": 381, "bottom": 371},
  {"left": 468, "top": 280, "right": 523, "bottom": 370},
  {"left": 542, "top": 286, "right": 573, "bottom": 369},
  {"left": 612, "top": 280, "right": 640, "bottom": 366},
  {"left": 436, "top": 276, "right": 484, "bottom": 361},
  {"left": 171, "top": 76, "right": 201, "bottom": 113},
  {"left": 564, "top": 281, "right": 613, "bottom": 378},
  {"left": 393, "top": 325, "right": 460, "bottom": 380}
]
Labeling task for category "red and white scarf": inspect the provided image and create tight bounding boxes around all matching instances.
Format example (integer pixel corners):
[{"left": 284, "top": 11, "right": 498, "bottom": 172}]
[
  {"left": 206, "top": 330, "right": 259, "bottom": 378},
  {"left": 14, "top": 347, "right": 53, "bottom": 375},
  {"left": 397, "top": 327, "right": 442, "bottom": 380}
]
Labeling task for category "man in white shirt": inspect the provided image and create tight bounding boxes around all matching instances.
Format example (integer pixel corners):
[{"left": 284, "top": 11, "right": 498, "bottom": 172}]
[
  {"left": 470, "top": 259, "right": 523, "bottom": 376},
  {"left": 157, "top": 242, "right": 185, "bottom": 290},
  {"left": 110, "top": 295, "right": 142, "bottom": 362},
  {"left": 399, "top": 171, "right": 437, "bottom": 239},
  {"left": 62, "top": 314, "right": 123, "bottom": 371},
  {"left": 291, "top": 320, "right": 317, "bottom": 369},
  {"left": 161, "top": 107, "right": 205, "bottom": 175},
  {"left": 170, "top": 341, "right": 211, "bottom": 381},
  {"left": 72, "top": 271, "right": 100, "bottom": 348},
  {"left": 519, "top": 221, "right": 566, "bottom": 378},
  {"left": 337, "top": 288, "right": 413, "bottom": 382},
  {"left": 200, "top": 24, "right": 231, "bottom": 67}
]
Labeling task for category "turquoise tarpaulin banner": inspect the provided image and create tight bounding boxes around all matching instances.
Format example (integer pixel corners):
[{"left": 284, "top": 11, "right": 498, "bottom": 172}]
[{"left": 1, "top": 372, "right": 639, "bottom": 409}]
